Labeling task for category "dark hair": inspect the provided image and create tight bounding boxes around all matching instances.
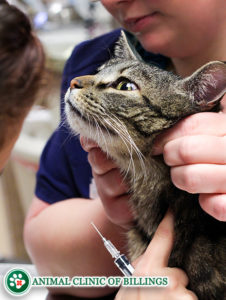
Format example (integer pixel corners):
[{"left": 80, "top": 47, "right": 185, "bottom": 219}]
[{"left": 0, "top": 2, "right": 45, "bottom": 146}]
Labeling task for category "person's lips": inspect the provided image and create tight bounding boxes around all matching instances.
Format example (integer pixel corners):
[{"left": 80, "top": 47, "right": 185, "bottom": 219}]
[{"left": 124, "top": 12, "right": 160, "bottom": 33}]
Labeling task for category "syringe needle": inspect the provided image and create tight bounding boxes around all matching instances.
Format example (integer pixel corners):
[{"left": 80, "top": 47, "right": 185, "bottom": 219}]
[
  {"left": 91, "top": 222, "right": 120, "bottom": 258},
  {"left": 91, "top": 222, "right": 106, "bottom": 241},
  {"left": 90, "top": 222, "right": 134, "bottom": 276}
]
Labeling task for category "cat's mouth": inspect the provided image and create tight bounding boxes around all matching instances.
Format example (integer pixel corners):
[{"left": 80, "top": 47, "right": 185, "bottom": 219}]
[
  {"left": 67, "top": 99, "right": 87, "bottom": 122},
  {"left": 67, "top": 99, "right": 116, "bottom": 135}
]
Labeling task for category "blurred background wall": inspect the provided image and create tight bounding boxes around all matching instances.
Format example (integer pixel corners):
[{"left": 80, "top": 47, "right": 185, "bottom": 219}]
[{"left": 0, "top": 0, "right": 118, "bottom": 262}]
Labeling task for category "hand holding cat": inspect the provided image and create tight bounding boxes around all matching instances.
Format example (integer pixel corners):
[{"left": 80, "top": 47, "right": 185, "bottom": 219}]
[
  {"left": 153, "top": 96, "right": 226, "bottom": 221},
  {"left": 115, "top": 211, "right": 198, "bottom": 300},
  {"left": 80, "top": 136, "right": 133, "bottom": 228}
]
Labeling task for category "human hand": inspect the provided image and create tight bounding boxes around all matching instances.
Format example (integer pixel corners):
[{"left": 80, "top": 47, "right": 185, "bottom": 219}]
[
  {"left": 80, "top": 136, "right": 134, "bottom": 228},
  {"left": 153, "top": 97, "right": 226, "bottom": 221},
  {"left": 115, "top": 211, "right": 197, "bottom": 300}
]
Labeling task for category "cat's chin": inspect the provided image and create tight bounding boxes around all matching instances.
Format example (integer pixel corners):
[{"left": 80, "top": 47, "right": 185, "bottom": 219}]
[
  {"left": 65, "top": 100, "right": 118, "bottom": 141},
  {"left": 66, "top": 110, "right": 136, "bottom": 164},
  {"left": 66, "top": 103, "right": 113, "bottom": 144}
]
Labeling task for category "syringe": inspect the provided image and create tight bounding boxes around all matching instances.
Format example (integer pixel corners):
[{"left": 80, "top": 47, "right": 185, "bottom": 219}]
[{"left": 91, "top": 222, "right": 134, "bottom": 276}]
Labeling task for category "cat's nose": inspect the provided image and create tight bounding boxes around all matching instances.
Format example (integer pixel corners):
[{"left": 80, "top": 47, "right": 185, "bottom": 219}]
[
  {"left": 70, "top": 78, "right": 83, "bottom": 89},
  {"left": 70, "top": 75, "right": 95, "bottom": 89}
]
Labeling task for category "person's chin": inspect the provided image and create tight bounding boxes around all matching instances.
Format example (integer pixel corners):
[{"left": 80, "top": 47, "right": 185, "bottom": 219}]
[{"left": 137, "top": 32, "right": 171, "bottom": 56}]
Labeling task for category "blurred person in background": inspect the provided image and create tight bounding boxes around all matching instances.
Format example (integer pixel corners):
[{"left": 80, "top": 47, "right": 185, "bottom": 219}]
[
  {"left": 24, "top": 0, "right": 226, "bottom": 299},
  {"left": 0, "top": 0, "right": 45, "bottom": 172}
]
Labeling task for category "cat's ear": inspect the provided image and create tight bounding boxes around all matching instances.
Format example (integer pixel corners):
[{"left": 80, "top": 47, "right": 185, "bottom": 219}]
[
  {"left": 181, "top": 61, "right": 226, "bottom": 108},
  {"left": 114, "top": 30, "right": 142, "bottom": 61}
]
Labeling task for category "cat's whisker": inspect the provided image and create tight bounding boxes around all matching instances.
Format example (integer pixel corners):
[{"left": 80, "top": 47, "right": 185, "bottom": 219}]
[
  {"left": 87, "top": 113, "right": 93, "bottom": 138},
  {"left": 95, "top": 115, "right": 109, "bottom": 155},
  {"left": 60, "top": 112, "right": 79, "bottom": 147},
  {"left": 96, "top": 115, "right": 114, "bottom": 154},
  {"left": 115, "top": 118, "right": 146, "bottom": 172},
  {"left": 93, "top": 117, "right": 101, "bottom": 145},
  {"left": 103, "top": 116, "right": 137, "bottom": 183},
  {"left": 106, "top": 116, "right": 137, "bottom": 181},
  {"left": 108, "top": 115, "right": 145, "bottom": 160},
  {"left": 108, "top": 114, "right": 147, "bottom": 182},
  {"left": 101, "top": 117, "right": 114, "bottom": 145},
  {"left": 96, "top": 116, "right": 110, "bottom": 156}
]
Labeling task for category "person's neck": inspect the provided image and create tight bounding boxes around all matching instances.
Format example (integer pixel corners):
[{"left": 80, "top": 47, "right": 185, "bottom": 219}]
[{"left": 171, "top": 40, "right": 226, "bottom": 78}]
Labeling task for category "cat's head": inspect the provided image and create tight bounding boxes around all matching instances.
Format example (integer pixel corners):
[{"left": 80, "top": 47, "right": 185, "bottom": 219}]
[{"left": 65, "top": 31, "right": 226, "bottom": 159}]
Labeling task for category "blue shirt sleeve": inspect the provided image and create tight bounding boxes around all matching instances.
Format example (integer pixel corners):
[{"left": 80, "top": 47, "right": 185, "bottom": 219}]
[{"left": 35, "top": 29, "right": 121, "bottom": 204}]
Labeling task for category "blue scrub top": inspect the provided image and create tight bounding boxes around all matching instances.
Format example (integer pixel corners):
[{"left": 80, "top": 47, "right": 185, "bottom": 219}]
[{"left": 35, "top": 29, "right": 169, "bottom": 204}]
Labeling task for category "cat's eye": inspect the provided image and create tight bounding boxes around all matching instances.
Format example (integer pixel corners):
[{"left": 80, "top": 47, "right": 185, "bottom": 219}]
[{"left": 115, "top": 80, "right": 138, "bottom": 91}]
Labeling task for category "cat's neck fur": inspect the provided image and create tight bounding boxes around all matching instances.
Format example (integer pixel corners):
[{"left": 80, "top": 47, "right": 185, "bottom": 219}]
[{"left": 101, "top": 139, "right": 172, "bottom": 229}]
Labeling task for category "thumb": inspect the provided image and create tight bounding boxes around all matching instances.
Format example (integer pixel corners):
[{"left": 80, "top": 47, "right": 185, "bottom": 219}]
[{"left": 136, "top": 210, "right": 174, "bottom": 272}]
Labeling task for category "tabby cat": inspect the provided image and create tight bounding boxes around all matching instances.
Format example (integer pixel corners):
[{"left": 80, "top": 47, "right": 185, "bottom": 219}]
[{"left": 65, "top": 31, "right": 226, "bottom": 300}]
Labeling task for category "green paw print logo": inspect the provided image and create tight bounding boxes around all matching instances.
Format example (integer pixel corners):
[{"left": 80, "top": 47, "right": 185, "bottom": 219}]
[{"left": 4, "top": 268, "right": 31, "bottom": 296}]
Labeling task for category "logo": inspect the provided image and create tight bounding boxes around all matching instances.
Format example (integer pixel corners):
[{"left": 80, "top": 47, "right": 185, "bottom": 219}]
[
  {"left": 4, "top": 268, "right": 31, "bottom": 296},
  {"left": 3, "top": 269, "right": 169, "bottom": 296}
]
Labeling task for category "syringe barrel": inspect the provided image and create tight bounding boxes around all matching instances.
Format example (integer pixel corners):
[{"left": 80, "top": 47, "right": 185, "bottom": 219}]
[
  {"left": 104, "top": 240, "right": 120, "bottom": 258},
  {"left": 114, "top": 255, "right": 134, "bottom": 276}
]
